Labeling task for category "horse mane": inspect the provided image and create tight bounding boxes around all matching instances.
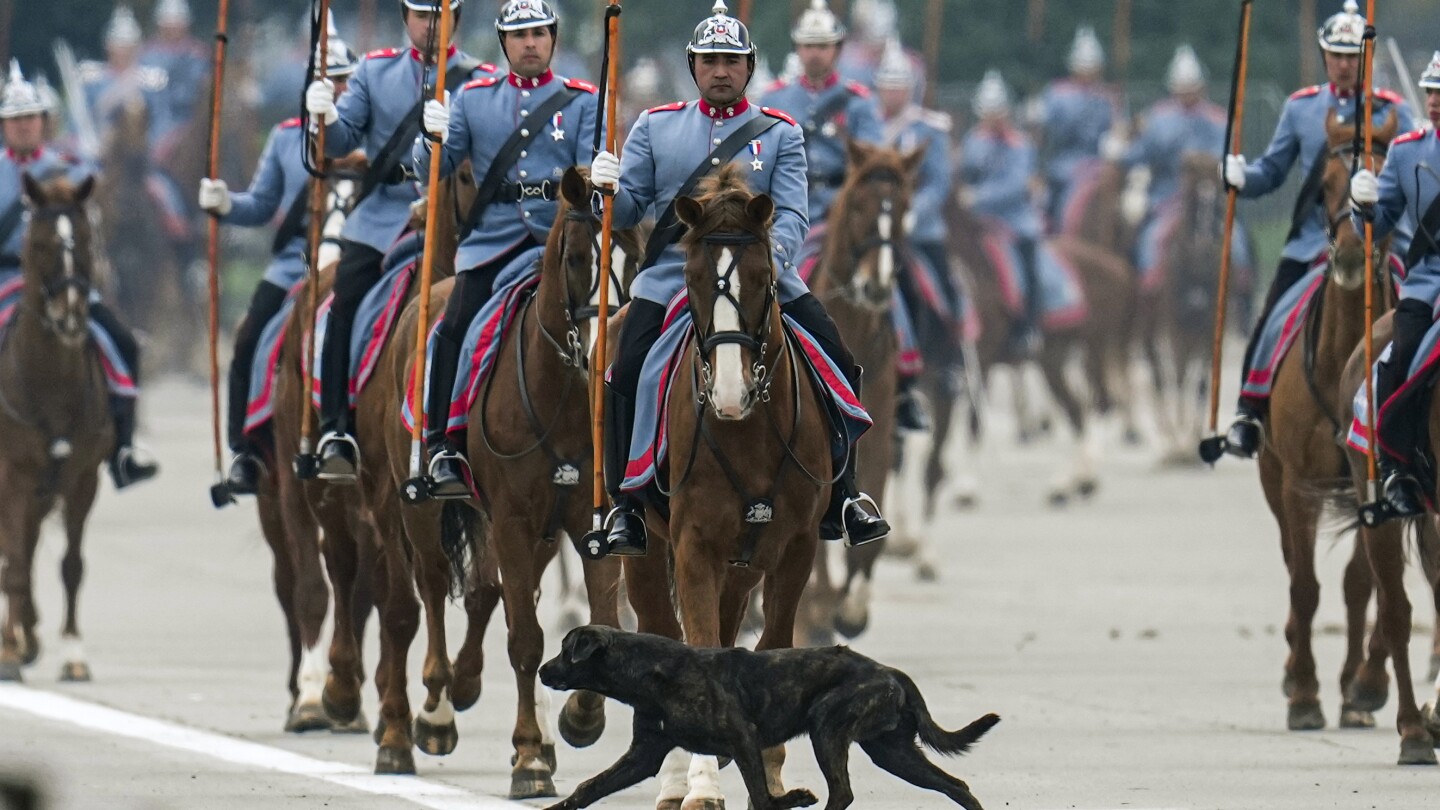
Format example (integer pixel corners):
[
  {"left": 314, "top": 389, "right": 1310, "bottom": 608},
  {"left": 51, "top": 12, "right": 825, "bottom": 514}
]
[{"left": 681, "top": 163, "right": 764, "bottom": 243}]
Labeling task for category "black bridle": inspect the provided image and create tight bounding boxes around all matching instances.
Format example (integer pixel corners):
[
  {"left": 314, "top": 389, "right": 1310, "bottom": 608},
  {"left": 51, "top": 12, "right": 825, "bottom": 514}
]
[
  {"left": 1324, "top": 141, "right": 1390, "bottom": 259},
  {"left": 832, "top": 168, "right": 904, "bottom": 310},
  {"left": 691, "top": 229, "right": 780, "bottom": 403},
  {"left": 26, "top": 203, "right": 93, "bottom": 338}
]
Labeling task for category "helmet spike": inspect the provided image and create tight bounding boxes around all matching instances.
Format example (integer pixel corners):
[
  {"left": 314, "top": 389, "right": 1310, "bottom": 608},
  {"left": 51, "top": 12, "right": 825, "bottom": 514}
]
[
  {"left": 1343, "top": 0, "right": 1359, "bottom": 13},
  {"left": 712, "top": 1, "right": 728, "bottom": 15},
  {"left": 810, "top": 0, "right": 826, "bottom": 9},
  {"left": 7, "top": 59, "right": 22, "bottom": 87}
]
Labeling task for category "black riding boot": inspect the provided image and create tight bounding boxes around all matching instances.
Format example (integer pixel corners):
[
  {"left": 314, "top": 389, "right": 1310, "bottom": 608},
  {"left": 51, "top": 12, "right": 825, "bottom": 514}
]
[
  {"left": 316, "top": 244, "right": 384, "bottom": 481},
  {"left": 1011, "top": 237, "right": 1043, "bottom": 356},
  {"left": 108, "top": 397, "right": 158, "bottom": 489},
  {"left": 424, "top": 331, "right": 470, "bottom": 500},
  {"left": 1372, "top": 299, "right": 1435, "bottom": 518},
  {"left": 895, "top": 374, "right": 930, "bottom": 432},
  {"left": 602, "top": 386, "right": 647, "bottom": 556},
  {"left": 819, "top": 366, "right": 890, "bottom": 546},
  {"left": 225, "top": 282, "right": 287, "bottom": 495}
]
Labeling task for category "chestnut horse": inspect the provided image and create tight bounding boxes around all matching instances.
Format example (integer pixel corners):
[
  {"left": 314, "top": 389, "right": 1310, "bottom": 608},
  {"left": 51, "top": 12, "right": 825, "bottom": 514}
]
[
  {"left": 373, "top": 167, "right": 637, "bottom": 796},
  {"left": 800, "top": 141, "right": 922, "bottom": 641},
  {"left": 0, "top": 175, "right": 112, "bottom": 683},
  {"left": 609, "top": 165, "right": 832, "bottom": 809},
  {"left": 1338, "top": 313, "right": 1440, "bottom": 765},
  {"left": 1257, "top": 108, "right": 1398, "bottom": 738}
]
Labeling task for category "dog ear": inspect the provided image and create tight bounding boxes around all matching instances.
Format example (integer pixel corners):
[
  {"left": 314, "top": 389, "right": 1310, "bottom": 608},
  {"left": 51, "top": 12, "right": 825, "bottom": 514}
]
[{"left": 569, "top": 628, "right": 611, "bottom": 664}]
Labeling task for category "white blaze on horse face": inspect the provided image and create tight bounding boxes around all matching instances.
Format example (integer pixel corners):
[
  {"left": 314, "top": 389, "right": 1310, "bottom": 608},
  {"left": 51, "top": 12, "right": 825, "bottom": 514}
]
[
  {"left": 876, "top": 205, "right": 896, "bottom": 290},
  {"left": 711, "top": 248, "right": 749, "bottom": 420},
  {"left": 56, "top": 215, "right": 78, "bottom": 305}
]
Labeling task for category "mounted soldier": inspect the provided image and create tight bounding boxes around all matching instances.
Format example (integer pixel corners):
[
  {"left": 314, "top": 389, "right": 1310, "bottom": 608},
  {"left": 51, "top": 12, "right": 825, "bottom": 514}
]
[
  {"left": 197, "top": 32, "right": 362, "bottom": 495},
  {"left": 960, "top": 69, "right": 1045, "bottom": 356},
  {"left": 0, "top": 60, "right": 157, "bottom": 488},
  {"left": 589, "top": 0, "right": 891, "bottom": 556},
  {"left": 1347, "top": 52, "right": 1440, "bottom": 517},
  {"left": 82, "top": 6, "right": 165, "bottom": 137},
  {"left": 1221, "top": 0, "right": 1416, "bottom": 458},
  {"left": 140, "top": 0, "right": 209, "bottom": 159},
  {"left": 1039, "top": 26, "right": 1120, "bottom": 231},
  {"left": 304, "top": 0, "right": 495, "bottom": 481},
  {"left": 411, "top": 0, "right": 599, "bottom": 498},
  {"left": 760, "top": 0, "right": 883, "bottom": 225}
]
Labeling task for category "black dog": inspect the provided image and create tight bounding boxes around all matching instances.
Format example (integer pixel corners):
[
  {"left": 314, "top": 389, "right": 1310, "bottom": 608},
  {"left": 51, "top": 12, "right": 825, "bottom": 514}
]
[{"left": 538, "top": 626, "right": 998, "bottom": 810}]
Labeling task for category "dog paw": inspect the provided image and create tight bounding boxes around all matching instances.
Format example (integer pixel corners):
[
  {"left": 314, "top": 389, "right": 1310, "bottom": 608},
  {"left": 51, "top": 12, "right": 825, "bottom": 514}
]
[{"left": 773, "top": 788, "right": 818, "bottom": 809}]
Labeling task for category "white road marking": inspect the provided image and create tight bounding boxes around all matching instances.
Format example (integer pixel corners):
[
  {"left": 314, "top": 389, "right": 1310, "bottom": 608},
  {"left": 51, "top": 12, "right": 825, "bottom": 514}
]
[{"left": 0, "top": 685, "right": 527, "bottom": 810}]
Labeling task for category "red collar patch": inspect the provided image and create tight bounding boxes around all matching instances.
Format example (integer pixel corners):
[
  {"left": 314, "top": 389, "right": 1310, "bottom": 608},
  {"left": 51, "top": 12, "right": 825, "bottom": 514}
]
[
  {"left": 699, "top": 97, "right": 750, "bottom": 119},
  {"left": 507, "top": 69, "right": 554, "bottom": 89}
]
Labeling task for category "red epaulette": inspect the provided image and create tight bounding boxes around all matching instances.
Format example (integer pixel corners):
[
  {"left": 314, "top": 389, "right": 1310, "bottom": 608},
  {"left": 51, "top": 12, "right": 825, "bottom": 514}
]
[
  {"left": 760, "top": 107, "right": 798, "bottom": 127},
  {"left": 845, "top": 80, "right": 871, "bottom": 98},
  {"left": 565, "top": 77, "right": 598, "bottom": 94},
  {"left": 647, "top": 101, "right": 687, "bottom": 114},
  {"left": 464, "top": 76, "right": 500, "bottom": 90},
  {"left": 365, "top": 47, "right": 401, "bottom": 60},
  {"left": 1393, "top": 129, "right": 1427, "bottom": 146},
  {"left": 479, "top": 62, "right": 498, "bottom": 74},
  {"left": 278, "top": 116, "right": 303, "bottom": 130},
  {"left": 1290, "top": 84, "right": 1322, "bottom": 100},
  {"left": 1375, "top": 88, "right": 1405, "bottom": 105},
  {"left": 765, "top": 79, "right": 788, "bottom": 93}
]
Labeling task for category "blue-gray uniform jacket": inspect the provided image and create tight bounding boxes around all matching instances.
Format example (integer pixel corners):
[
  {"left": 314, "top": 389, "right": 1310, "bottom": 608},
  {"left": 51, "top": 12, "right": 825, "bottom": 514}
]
[
  {"left": 322, "top": 46, "right": 495, "bottom": 254},
  {"left": 80, "top": 61, "right": 166, "bottom": 138},
  {"left": 610, "top": 99, "right": 810, "bottom": 306},
  {"left": 760, "top": 73, "right": 882, "bottom": 222},
  {"left": 139, "top": 37, "right": 209, "bottom": 146},
  {"left": 1124, "top": 97, "right": 1227, "bottom": 211},
  {"left": 0, "top": 147, "right": 92, "bottom": 268},
  {"left": 414, "top": 69, "right": 598, "bottom": 271},
  {"left": 1356, "top": 127, "right": 1440, "bottom": 305},
  {"left": 1240, "top": 83, "right": 1417, "bottom": 264},
  {"left": 1040, "top": 78, "right": 1116, "bottom": 186},
  {"left": 882, "top": 104, "right": 951, "bottom": 246},
  {"left": 961, "top": 124, "right": 1042, "bottom": 240},
  {"left": 220, "top": 117, "right": 310, "bottom": 288}
]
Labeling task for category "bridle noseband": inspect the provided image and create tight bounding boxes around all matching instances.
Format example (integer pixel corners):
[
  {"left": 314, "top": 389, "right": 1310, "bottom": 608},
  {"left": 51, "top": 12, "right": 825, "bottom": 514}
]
[{"left": 692, "top": 229, "right": 778, "bottom": 403}]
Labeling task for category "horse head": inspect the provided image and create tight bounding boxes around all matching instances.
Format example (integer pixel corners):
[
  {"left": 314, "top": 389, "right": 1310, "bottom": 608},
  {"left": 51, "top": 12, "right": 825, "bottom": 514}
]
[
  {"left": 20, "top": 173, "right": 98, "bottom": 348},
  {"left": 827, "top": 140, "right": 924, "bottom": 310},
  {"left": 1323, "top": 106, "right": 1398, "bottom": 289},
  {"left": 676, "top": 163, "right": 778, "bottom": 421},
  {"left": 1172, "top": 150, "right": 1225, "bottom": 308}
]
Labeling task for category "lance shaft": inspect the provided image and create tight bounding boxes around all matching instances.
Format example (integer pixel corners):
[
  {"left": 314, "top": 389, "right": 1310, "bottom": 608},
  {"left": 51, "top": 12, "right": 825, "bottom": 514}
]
[
  {"left": 300, "top": 0, "right": 331, "bottom": 463},
  {"left": 1360, "top": 6, "right": 1380, "bottom": 496},
  {"left": 591, "top": 1, "right": 622, "bottom": 536},
  {"left": 206, "top": 0, "right": 233, "bottom": 486}
]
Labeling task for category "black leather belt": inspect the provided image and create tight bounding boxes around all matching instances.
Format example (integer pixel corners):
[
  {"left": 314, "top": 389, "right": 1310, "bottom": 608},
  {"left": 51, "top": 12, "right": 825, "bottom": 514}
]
[{"left": 496, "top": 180, "right": 558, "bottom": 202}]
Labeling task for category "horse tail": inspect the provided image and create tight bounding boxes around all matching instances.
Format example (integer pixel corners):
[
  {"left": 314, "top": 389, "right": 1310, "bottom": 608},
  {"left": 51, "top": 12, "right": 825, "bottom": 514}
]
[
  {"left": 440, "top": 502, "right": 483, "bottom": 598},
  {"left": 895, "top": 670, "right": 999, "bottom": 756}
]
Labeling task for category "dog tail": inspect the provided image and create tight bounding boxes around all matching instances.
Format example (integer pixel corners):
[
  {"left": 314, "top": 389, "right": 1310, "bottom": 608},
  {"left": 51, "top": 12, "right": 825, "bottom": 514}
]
[{"left": 898, "top": 672, "right": 1000, "bottom": 756}]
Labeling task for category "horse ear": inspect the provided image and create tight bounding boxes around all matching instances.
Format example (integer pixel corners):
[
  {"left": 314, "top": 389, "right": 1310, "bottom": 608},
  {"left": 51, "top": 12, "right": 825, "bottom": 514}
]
[
  {"left": 675, "top": 196, "right": 704, "bottom": 228},
  {"left": 745, "top": 194, "right": 775, "bottom": 228},
  {"left": 561, "top": 166, "right": 589, "bottom": 208},
  {"left": 568, "top": 628, "right": 611, "bottom": 664},
  {"left": 846, "top": 138, "right": 871, "bottom": 169},
  {"left": 75, "top": 175, "right": 96, "bottom": 203},
  {"left": 20, "top": 172, "right": 44, "bottom": 208},
  {"left": 900, "top": 146, "right": 926, "bottom": 180},
  {"left": 1375, "top": 108, "right": 1399, "bottom": 146}
]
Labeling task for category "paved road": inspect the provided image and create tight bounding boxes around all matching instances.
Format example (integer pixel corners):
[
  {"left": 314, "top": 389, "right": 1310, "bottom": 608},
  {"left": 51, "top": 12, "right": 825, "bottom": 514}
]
[{"left": 3, "top": 380, "right": 1439, "bottom": 810}]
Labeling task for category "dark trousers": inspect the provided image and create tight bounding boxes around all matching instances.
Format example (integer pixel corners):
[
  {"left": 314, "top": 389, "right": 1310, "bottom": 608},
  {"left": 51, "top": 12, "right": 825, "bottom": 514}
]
[
  {"left": 1237, "top": 257, "right": 1312, "bottom": 413},
  {"left": 425, "top": 238, "right": 542, "bottom": 444},
  {"left": 319, "top": 240, "right": 385, "bottom": 435},
  {"left": 1016, "top": 236, "right": 1041, "bottom": 330},
  {"left": 1375, "top": 298, "right": 1434, "bottom": 465},
  {"left": 227, "top": 280, "right": 289, "bottom": 451}
]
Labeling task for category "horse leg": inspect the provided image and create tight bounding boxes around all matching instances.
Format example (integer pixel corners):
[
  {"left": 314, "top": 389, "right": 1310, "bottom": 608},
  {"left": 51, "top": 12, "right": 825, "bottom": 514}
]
[
  {"left": 798, "top": 536, "right": 838, "bottom": 648},
  {"left": 1340, "top": 535, "right": 1386, "bottom": 727},
  {"left": 257, "top": 479, "right": 303, "bottom": 713},
  {"left": 453, "top": 547, "right": 500, "bottom": 713},
  {"left": 57, "top": 469, "right": 99, "bottom": 683},
  {"left": 836, "top": 541, "right": 880, "bottom": 641},
  {"left": 672, "top": 532, "right": 725, "bottom": 810},
  {"left": 286, "top": 497, "right": 337, "bottom": 735},
  {"left": 0, "top": 471, "right": 44, "bottom": 680},
  {"left": 1362, "top": 523, "right": 1437, "bottom": 764},
  {"left": 1038, "top": 353, "right": 1094, "bottom": 506},
  {"left": 557, "top": 508, "right": 623, "bottom": 753},
  {"left": 622, "top": 535, "right": 682, "bottom": 640},
  {"left": 399, "top": 507, "right": 461, "bottom": 763},
  {"left": 487, "top": 515, "right": 556, "bottom": 800},
  {"left": 373, "top": 533, "right": 421, "bottom": 775},
  {"left": 1279, "top": 480, "right": 1325, "bottom": 731}
]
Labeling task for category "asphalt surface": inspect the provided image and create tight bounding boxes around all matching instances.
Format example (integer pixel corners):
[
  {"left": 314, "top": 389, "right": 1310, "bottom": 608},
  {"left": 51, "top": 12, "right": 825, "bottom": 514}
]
[{"left": 3, "top": 378, "right": 1439, "bottom": 810}]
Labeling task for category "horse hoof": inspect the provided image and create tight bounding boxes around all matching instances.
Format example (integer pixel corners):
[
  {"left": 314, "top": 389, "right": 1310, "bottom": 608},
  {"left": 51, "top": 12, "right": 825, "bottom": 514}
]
[
  {"left": 1400, "top": 735, "right": 1438, "bottom": 765},
  {"left": 374, "top": 746, "right": 417, "bottom": 776},
  {"left": 657, "top": 800, "right": 683, "bottom": 810},
  {"left": 772, "top": 788, "right": 819, "bottom": 809},
  {"left": 680, "top": 798, "right": 725, "bottom": 810},
  {"left": 330, "top": 710, "right": 370, "bottom": 735},
  {"left": 58, "top": 661, "right": 92, "bottom": 683},
  {"left": 0, "top": 660, "right": 22, "bottom": 682},
  {"left": 833, "top": 611, "right": 869, "bottom": 640},
  {"left": 1075, "top": 478, "right": 1098, "bottom": 499},
  {"left": 284, "top": 701, "right": 331, "bottom": 734},
  {"left": 413, "top": 716, "right": 459, "bottom": 757},
  {"left": 1339, "top": 706, "right": 1376, "bottom": 729},
  {"left": 1346, "top": 680, "right": 1389, "bottom": 713},
  {"left": 1287, "top": 702, "right": 1326, "bottom": 731},
  {"left": 508, "top": 758, "right": 557, "bottom": 800},
  {"left": 451, "top": 676, "right": 482, "bottom": 713},
  {"left": 559, "top": 693, "right": 606, "bottom": 748},
  {"left": 321, "top": 689, "right": 361, "bottom": 726},
  {"left": 510, "top": 743, "right": 559, "bottom": 774},
  {"left": 915, "top": 561, "right": 938, "bottom": 583}
]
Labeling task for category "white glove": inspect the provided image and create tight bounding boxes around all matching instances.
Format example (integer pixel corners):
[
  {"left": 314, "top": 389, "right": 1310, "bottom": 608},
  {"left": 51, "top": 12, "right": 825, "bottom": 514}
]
[
  {"left": 197, "top": 177, "right": 231, "bottom": 216},
  {"left": 422, "top": 97, "right": 450, "bottom": 143},
  {"left": 1223, "top": 154, "right": 1247, "bottom": 190},
  {"left": 1350, "top": 168, "right": 1379, "bottom": 207},
  {"left": 1099, "top": 131, "right": 1126, "bottom": 163},
  {"left": 591, "top": 149, "right": 621, "bottom": 189},
  {"left": 305, "top": 79, "right": 338, "bottom": 126}
]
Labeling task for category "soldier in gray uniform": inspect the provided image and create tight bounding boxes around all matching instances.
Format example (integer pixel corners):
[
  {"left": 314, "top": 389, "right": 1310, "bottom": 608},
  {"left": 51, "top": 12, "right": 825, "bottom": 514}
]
[
  {"left": 1349, "top": 52, "right": 1440, "bottom": 517},
  {"left": 198, "top": 35, "right": 360, "bottom": 495},
  {"left": 0, "top": 62, "right": 157, "bottom": 488},
  {"left": 413, "top": 0, "right": 598, "bottom": 498},
  {"left": 589, "top": 1, "right": 891, "bottom": 556},
  {"left": 304, "top": 0, "right": 494, "bottom": 480}
]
